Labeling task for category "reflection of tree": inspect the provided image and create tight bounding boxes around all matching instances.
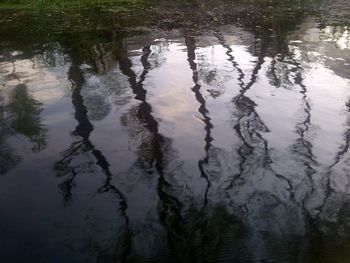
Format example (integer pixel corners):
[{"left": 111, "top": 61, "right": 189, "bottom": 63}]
[
  {"left": 118, "top": 46, "right": 187, "bottom": 261},
  {"left": 290, "top": 60, "right": 318, "bottom": 206},
  {"left": 215, "top": 31, "right": 286, "bottom": 189},
  {"left": 0, "top": 49, "right": 47, "bottom": 168},
  {"left": 280, "top": 58, "right": 324, "bottom": 254},
  {"left": 330, "top": 101, "right": 350, "bottom": 169},
  {"left": 185, "top": 35, "right": 212, "bottom": 206},
  {"left": 0, "top": 50, "right": 48, "bottom": 174},
  {"left": 313, "top": 92, "right": 350, "bottom": 246},
  {"left": 0, "top": 140, "right": 20, "bottom": 175},
  {"left": 81, "top": 42, "right": 132, "bottom": 122},
  {"left": 54, "top": 57, "right": 131, "bottom": 261},
  {"left": 266, "top": 48, "right": 350, "bottom": 248},
  {"left": 8, "top": 84, "right": 46, "bottom": 152},
  {"left": 214, "top": 23, "right": 350, "bottom": 260},
  {"left": 2, "top": 1, "right": 350, "bottom": 262},
  {"left": 92, "top": 43, "right": 117, "bottom": 73},
  {"left": 117, "top": 41, "right": 246, "bottom": 262},
  {"left": 56, "top": 62, "right": 127, "bottom": 201},
  {"left": 266, "top": 55, "right": 293, "bottom": 88},
  {"left": 214, "top": 30, "right": 313, "bottom": 243},
  {"left": 0, "top": 92, "right": 20, "bottom": 174},
  {"left": 116, "top": 48, "right": 251, "bottom": 258}
]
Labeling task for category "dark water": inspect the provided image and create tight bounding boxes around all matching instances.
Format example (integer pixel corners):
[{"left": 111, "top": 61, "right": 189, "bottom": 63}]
[{"left": 1, "top": 0, "right": 350, "bottom": 262}]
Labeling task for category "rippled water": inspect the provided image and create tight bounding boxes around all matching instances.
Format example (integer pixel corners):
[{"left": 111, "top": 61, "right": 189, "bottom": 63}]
[{"left": 1, "top": 1, "right": 350, "bottom": 262}]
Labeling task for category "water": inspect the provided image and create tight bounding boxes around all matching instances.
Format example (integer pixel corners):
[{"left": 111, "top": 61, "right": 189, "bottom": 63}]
[{"left": 0, "top": 0, "right": 350, "bottom": 262}]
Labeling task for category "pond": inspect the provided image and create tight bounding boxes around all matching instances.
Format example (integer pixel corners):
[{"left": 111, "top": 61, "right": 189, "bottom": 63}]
[{"left": 0, "top": 0, "right": 350, "bottom": 262}]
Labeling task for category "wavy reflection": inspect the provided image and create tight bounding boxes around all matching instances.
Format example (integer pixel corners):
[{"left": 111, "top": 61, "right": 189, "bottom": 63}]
[
  {"left": 185, "top": 34, "right": 212, "bottom": 206},
  {"left": 118, "top": 45, "right": 186, "bottom": 261},
  {"left": 53, "top": 53, "right": 131, "bottom": 261},
  {"left": 291, "top": 59, "right": 318, "bottom": 205},
  {"left": 215, "top": 31, "right": 279, "bottom": 191},
  {"left": 2, "top": 1, "right": 350, "bottom": 262},
  {"left": 329, "top": 100, "right": 350, "bottom": 169},
  {"left": 56, "top": 60, "right": 128, "bottom": 203}
]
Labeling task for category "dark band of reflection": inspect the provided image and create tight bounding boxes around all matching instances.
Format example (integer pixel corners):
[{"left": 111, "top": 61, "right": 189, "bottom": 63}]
[
  {"left": 324, "top": 100, "right": 350, "bottom": 217},
  {"left": 293, "top": 62, "right": 318, "bottom": 205},
  {"left": 185, "top": 34, "right": 212, "bottom": 206},
  {"left": 283, "top": 57, "right": 323, "bottom": 239},
  {"left": 214, "top": 31, "right": 292, "bottom": 191},
  {"left": 214, "top": 29, "right": 338, "bottom": 259},
  {"left": 117, "top": 41, "right": 261, "bottom": 262},
  {"left": 318, "top": 81, "right": 350, "bottom": 221},
  {"left": 214, "top": 32, "right": 253, "bottom": 188},
  {"left": 329, "top": 101, "right": 350, "bottom": 169},
  {"left": 285, "top": 51, "right": 350, "bottom": 259},
  {"left": 54, "top": 57, "right": 130, "bottom": 261},
  {"left": 118, "top": 46, "right": 186, "bottom": 260}
]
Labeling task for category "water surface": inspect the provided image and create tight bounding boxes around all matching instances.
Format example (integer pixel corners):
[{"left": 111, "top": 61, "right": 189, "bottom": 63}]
[{"left": 1, "top": 1, "right": 350, "bottom": 262}]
